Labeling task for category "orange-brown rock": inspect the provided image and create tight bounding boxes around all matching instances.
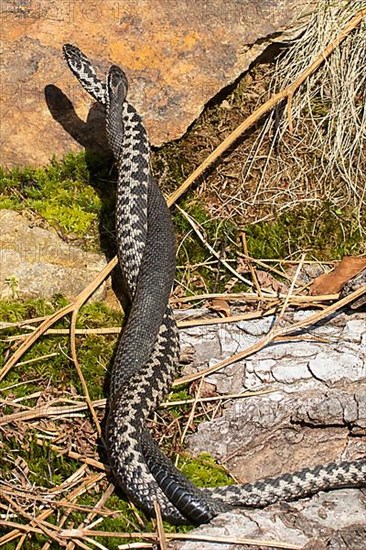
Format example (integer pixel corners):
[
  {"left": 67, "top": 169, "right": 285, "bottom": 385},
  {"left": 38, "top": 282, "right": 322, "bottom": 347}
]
[{"left": 1, "top": 0, "right": 314, "bottom": 168}]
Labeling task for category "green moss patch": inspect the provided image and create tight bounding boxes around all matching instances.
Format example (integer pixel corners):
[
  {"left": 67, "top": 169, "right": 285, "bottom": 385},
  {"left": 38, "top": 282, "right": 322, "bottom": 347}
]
[{"left": 0, "top": 152, "right": 114, "bottom": 249}]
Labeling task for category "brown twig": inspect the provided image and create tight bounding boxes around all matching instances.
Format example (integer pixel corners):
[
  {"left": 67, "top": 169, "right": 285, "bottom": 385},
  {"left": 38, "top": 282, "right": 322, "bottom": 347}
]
[
  {"left": 69, "top": 308, "right": 102, "bottom": 438},
  {"left": 176, "top": 204, "right": 253, "bottom": 287},
  {"left": 36, "top": 440, "right": 107, "bottom": 471},
  {"left": 167, "top": 8, "right": 366, "bottom": 206},
  {"left": 178, "top": 307, "right": 277, "bottom": 328},
  {"left": 153, "top": 501, "right": 167, "bottom": 550}
]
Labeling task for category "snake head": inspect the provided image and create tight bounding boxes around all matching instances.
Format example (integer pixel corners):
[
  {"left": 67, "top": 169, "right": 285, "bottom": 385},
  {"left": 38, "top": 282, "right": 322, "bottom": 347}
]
[
  {"left": 107, "top": 65, "right": 129, "bottom": 103},
  {"left": 62, "top": 43, "right": 86, "bottom": 72},
  {"left": 62, "top": 44, "right": 108, "bottom": 105}
]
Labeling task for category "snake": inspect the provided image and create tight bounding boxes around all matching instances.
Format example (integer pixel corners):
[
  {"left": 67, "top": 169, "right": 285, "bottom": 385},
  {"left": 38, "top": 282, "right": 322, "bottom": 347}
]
[{"left": 62, "top": 44, "right": 366, "bottom": 525}]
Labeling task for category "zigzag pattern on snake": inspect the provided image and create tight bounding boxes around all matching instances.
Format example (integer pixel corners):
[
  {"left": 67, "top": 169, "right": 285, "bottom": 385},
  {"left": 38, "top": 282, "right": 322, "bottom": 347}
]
[{"left": 63, "top": 44, "right": 366, "bottom": 525}]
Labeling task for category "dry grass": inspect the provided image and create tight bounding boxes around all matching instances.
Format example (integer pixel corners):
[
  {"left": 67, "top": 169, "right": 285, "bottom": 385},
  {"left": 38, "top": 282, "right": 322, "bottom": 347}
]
[{"left": 240, "top": 0, "right": 366, "bottom": 224}]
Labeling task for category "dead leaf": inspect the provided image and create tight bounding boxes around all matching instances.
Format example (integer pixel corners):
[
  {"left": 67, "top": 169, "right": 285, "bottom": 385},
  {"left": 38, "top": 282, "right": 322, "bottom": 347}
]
[
  {"left": 237, "top": 257, "right": 251, "bottom": 274},
  {"left": 310, "top": 256, "right": 366, "bottom": 295},
  {"left": 255, "top": 270, "right": 285, "bottom": 293},
  {"left": 190, "top": 379, "right": 217, "bottom": 398},
  {"left": 190, "top": 275, "right": 206, "bottom": 289},
  {"left": 209, "top": 298, "right": 231, "bottom": 317},
  {"left": 224, "top": 278, "right": 239, "bottom": 292}
]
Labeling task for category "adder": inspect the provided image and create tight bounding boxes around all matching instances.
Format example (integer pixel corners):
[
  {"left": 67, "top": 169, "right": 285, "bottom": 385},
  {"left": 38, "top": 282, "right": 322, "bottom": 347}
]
[{"left": 63, "top": 44, "right": 366, "bottom": 524}]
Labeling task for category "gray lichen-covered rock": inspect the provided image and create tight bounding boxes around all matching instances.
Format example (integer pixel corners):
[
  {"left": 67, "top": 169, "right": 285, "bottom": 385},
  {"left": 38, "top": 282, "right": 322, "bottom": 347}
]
[
  {"left": 173, "top": 309, "right": 366, "bottom": 548},
  {"left": 170, "top": 490, "right": 366, "bottom": 550},
  {"left": 0, "top": 209, "right": 107, "bottom": 300}
]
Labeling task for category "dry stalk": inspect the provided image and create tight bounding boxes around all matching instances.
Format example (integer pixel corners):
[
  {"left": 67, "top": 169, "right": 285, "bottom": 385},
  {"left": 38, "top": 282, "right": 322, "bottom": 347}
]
[
  {"left": 6, "top": 295, "right": 336, "bottom": 342},
  {"left": 274, "top": 253, "right": 306, "bottom": 327},
  {"left": 1, "top": 494, "right": 64, "bottom": 547},
  {"left": 240, "top": 232, "right": 263, "bottom": 297},
  {"left": 241, "top": 2, "right": 366, "bottom": 221},
  {"left": 36, "top": 440, "right": 107, "bottom": 471},
  {"left": 172, "top": 291, "right": 339, "bottom": 303},
  {"left": 168, "top": 7, "right": 366, "bottom": 207},
  {"left": 58, "top": 528, "right": 302, "bottom": 549},
  {"left": 180, "top": 376, "right": 204, "bottom": 446},
  {"left": 70, "top": 308, "right": 102, "bottom": 438},
  {"left": 0, "top": 472, "right": 105, "bottom": 547},
  {"left": 176, "top": 204, "right": 253, "bottom": 287},
  {"left": 178, "top": 307, "right": 278, "bottom": 328},
  {"left": 72, "top": 540, "right": 94, "bottom": 550},
  {"left": 153, "top": 501, "right": 167, "bottom": 550},
  {"left": 66, "top": 483, "right": 115, "bottom": 550},
  {"left": 0, "top": 389, "right": 275, "bottom": 426},
  {"left": 0, "top": 486, "right": 115, "bottom": 516}
]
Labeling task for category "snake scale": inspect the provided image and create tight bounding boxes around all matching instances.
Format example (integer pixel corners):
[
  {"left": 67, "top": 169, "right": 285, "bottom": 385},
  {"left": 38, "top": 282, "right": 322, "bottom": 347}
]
[{"left": 63, "top": 44, "right": 366, "bottom": 524}]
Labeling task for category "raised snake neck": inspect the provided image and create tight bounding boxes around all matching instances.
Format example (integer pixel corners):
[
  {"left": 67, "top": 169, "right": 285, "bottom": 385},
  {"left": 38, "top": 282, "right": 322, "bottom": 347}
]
[{"left": 63, "top": 44, "right": 366, "bottom": 525}]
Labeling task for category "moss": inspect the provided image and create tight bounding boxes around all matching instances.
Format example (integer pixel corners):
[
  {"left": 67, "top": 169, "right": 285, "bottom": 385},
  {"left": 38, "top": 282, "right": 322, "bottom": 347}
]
[
  {"left": 169, "top": 388, "right": 191, "bottom": 402},
  {"left": 28, "top": 437, "right": 80, "bottom": 487},
  {"left": 245, "top": 203, "right": 365, "bottom": 261},
  {"left": 179, "top": 452, "right": 234, "bottom": 488},
  {"left": 76, "top": 301, "right": 122, "bottom": 328},
  {"left": 165, "top": 387, "right": 191, "bottom": 418},
  {"left": 92, "top": 494, "right": 153, "bottom": 549},
  {"left": 0, "top": 297, "right": 121, "bottom": 398},
  {"left": 0, "top": 152, "right": 114, "bottom": 249}
]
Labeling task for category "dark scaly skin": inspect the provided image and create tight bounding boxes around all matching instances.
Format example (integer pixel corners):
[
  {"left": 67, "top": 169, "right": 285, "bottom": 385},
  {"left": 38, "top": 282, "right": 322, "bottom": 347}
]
[
  {"left": 62, "top": 44, "right": 366, "bottom": 524},
  {"left": 64, "top": 47, "right": 222, "bottom": 522}
]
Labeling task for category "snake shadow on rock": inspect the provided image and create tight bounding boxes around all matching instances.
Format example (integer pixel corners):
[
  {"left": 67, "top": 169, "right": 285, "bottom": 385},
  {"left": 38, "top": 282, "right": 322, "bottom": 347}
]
[
  {"left": 45, "top": 83, "right": 132, "bottom": 470},
  {"left": 45, "top": 84, "right": 117, "bottom": 256}
]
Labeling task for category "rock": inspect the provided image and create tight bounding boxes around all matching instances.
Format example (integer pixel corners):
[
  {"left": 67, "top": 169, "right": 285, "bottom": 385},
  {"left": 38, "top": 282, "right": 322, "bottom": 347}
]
[
  {"left": 0, "top": 0, "right": 315, "bottom": 167},
  {"left": 184, "top": 311, "right": 366, "bottom": 482},
  {"left": 175, "top": 309, "right": 366, "bottom": 547},
  {"left": 169, "top": 490, "right": 366, "bottom": 550},
  {"left": 0, "top": 209, "right": 107, "bottom": 300}
]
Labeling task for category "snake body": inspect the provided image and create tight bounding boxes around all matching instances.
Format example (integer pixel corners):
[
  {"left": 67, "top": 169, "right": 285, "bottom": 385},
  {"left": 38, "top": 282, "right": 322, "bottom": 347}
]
[{"left": 63, "top": 45, "right": 366, "bottom": 524}]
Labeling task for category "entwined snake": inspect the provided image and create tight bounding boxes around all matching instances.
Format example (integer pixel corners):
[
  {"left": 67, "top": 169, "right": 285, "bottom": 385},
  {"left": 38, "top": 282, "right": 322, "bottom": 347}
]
[{"left": 63, "top": 44, "right": 366, "bottom": 524}]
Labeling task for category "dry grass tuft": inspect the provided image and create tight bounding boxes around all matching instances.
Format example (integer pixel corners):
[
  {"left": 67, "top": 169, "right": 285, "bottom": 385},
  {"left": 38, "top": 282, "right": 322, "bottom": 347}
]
[{"left": 240, "top": 1, "right": 366, "bottom": 224}]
